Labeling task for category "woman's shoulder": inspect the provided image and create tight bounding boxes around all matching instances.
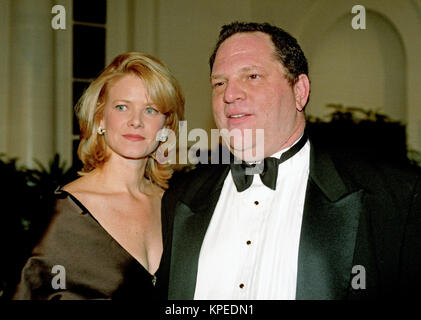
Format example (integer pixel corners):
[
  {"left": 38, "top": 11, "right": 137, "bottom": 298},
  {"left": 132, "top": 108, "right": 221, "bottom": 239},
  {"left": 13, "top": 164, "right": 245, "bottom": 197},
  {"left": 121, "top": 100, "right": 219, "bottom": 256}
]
[
  {"left": 48, "top": 186, "right": 97, "bottom": 235},
  {"left": 52, "top": 174, "right": 112, "bottom": 237},
  {"left": 59, "top": 175, "right": 104, "bottom": 209},
  {"left": 60, "top": 174, "right": 94, "bottom": 195},
  {"left": 28, "top": 187, "right": 100, "bottom": 265}
]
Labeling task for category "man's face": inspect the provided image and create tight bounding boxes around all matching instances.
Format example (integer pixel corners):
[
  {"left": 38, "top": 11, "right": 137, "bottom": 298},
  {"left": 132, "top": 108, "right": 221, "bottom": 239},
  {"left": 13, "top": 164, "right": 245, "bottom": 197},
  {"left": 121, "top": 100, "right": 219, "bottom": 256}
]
[{"left": 211, "top": 32, "right": 307, "bottom": 159}]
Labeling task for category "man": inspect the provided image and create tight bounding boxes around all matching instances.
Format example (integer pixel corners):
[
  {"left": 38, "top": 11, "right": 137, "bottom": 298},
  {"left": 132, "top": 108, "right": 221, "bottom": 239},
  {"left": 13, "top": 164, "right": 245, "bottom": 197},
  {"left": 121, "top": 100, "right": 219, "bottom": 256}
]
[{"left": 157, "top": 22, "right": 421, "bottom": 299}]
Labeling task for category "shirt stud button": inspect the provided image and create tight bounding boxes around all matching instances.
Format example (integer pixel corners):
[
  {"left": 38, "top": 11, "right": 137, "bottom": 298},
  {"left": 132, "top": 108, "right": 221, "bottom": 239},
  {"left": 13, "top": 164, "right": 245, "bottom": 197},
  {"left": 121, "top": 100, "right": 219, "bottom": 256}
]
[
  {"left": 246, "top": 240, "right": 251, "bottom": 245},
  {"left": 254, "top": 201, "right": 259, "bottom": 205},
  {"left": 239, "top": 283, "right": 245, "bottom": 289}
]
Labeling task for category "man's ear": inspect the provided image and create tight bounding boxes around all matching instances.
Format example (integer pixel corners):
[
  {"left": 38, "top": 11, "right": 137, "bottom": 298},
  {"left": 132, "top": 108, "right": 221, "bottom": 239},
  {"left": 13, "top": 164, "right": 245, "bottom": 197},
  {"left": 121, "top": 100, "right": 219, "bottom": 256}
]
[{"left": 294, "top": 74, "right": 310, "bottom": 111}]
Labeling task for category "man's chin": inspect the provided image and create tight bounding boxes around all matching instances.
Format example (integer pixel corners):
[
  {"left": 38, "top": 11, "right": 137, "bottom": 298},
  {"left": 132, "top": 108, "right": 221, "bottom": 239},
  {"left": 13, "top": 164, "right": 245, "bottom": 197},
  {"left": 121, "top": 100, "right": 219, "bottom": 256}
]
[
  {"left": 218, "top": 127, "right": 265, "bottom": 161},
  {"left": 229, "top": 145, "right": 265, "bottom": 162}
]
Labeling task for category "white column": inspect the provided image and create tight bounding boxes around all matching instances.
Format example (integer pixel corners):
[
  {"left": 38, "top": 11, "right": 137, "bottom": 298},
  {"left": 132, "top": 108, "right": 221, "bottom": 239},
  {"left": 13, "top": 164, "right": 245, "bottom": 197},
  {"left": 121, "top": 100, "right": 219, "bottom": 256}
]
[
  {"left": 0, "top": 0, "right": 11, "bottom": 155},
  {"left": 107, "top": 0, "right": 158, "bottom": 62},
  {"left": 106, "top": 0, "right": 131, "bottom": 64},
  {"left": 54, "top": 0, "right": 73, "bottom": 167},
  {"left": 8, "top": 0, "right": 55, "bottom": 168},
  {"left": 132, "top": 0, "right": 158, "bottom": 55}
]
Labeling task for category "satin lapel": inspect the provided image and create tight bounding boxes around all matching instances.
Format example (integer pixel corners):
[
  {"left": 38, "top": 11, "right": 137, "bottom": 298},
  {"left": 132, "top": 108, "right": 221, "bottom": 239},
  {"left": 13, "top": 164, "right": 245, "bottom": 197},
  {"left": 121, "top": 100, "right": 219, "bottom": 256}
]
[
  {"left": 296, "top": 143, "right": 364, "bottom": 300},
  {"left": 168, "top": 164, "right": 230, "bottom": 300}
]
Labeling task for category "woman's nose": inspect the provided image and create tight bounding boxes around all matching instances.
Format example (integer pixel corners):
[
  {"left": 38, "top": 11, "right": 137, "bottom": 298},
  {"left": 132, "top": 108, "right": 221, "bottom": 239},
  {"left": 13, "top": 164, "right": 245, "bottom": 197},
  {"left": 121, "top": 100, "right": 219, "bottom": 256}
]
[{"left": 127, "top": 110, "right": 144, "bottom": 128}]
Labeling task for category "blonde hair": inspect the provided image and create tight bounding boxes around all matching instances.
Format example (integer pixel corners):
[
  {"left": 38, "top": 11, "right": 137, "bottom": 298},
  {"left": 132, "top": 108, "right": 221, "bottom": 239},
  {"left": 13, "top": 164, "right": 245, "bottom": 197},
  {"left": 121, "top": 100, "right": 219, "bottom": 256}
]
[{"left": 75, "top": 52, "right": 185, "bottom": 189}]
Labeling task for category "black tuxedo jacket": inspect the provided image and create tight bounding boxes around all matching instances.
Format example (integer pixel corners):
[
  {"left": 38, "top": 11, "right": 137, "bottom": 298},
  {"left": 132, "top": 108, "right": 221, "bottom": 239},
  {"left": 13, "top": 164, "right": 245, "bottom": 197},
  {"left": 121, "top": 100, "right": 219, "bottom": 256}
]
[{"left": 157, "top": 139, "right": 421, "bottom": 300}]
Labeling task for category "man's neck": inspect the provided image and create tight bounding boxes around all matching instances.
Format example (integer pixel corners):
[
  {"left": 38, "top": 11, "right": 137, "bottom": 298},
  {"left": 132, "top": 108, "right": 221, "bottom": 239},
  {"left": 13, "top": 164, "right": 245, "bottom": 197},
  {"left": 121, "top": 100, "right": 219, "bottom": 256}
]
[{"left": 233, "top": 122, "right": 306, "bottom": 162}]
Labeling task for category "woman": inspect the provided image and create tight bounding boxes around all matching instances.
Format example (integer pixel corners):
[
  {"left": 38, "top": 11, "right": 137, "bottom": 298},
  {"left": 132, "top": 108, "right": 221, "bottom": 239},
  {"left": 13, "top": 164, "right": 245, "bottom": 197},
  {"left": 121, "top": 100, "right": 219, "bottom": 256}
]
[{"left": 13, "top": 52, "right": 184, "bottom": 300}]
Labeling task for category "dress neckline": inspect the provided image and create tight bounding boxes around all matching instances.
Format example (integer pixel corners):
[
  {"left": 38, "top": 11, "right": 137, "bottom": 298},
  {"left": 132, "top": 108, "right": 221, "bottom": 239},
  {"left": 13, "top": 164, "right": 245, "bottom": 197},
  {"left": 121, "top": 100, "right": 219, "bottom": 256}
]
[{"left": 55, "top": 187, "right": 157, "bottom": 279}]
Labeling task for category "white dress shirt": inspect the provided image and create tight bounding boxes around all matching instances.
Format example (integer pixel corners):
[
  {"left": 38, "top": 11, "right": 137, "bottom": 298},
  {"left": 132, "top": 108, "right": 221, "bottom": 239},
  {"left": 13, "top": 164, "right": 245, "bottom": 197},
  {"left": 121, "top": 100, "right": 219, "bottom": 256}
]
[{"left": 194, "top": 140, "right": 310, "bottom": 300}]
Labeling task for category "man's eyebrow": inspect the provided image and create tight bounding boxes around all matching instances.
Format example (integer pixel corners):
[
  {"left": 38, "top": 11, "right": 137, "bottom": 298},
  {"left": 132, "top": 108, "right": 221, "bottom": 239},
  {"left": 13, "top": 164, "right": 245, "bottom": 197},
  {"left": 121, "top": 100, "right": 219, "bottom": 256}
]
[
  {"left": 211, "top": 65, "right": 263, "bottom": 79},
  {"left": 210, "top": 74, "right": 225, "bottom": 80},
  {"left": 239, "top": 65, "right": 262, "bottom": 73}
]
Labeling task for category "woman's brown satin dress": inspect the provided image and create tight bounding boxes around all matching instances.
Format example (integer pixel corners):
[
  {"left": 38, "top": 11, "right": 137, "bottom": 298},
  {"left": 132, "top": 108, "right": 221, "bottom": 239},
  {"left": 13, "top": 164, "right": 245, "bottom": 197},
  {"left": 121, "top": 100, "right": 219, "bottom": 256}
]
[{"left": 13, "top": 190, "right": 157, "bottom": 300}]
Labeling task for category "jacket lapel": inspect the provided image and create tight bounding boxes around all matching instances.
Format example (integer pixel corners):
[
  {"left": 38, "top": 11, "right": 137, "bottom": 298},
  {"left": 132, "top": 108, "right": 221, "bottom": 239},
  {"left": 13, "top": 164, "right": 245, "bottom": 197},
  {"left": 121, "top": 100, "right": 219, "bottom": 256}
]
[
  {"left": 296, "top": 143, "right": 364, "bottom": 299},
  {"left": 168, "top": 164, "right": 230, "bottom": 300}
]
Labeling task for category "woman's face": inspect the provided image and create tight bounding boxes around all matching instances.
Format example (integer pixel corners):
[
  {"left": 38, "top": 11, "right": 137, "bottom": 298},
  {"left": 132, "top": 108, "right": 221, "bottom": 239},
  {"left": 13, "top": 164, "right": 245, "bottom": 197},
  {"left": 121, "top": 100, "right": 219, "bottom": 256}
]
[{"left": 100, "top": 74, "right": 166, "bottom": 160}]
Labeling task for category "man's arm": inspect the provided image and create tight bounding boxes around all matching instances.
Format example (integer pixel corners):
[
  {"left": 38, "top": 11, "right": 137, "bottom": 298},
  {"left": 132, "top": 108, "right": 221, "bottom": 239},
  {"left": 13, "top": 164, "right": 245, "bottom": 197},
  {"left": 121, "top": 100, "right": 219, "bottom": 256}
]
[{"left": 400, "top": 169, "right": 421, "bottom": 298}]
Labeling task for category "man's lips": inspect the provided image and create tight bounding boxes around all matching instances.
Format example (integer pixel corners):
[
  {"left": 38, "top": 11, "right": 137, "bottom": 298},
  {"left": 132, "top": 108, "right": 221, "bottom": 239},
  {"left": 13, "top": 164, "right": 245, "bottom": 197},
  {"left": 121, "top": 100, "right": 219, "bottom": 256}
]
[
  {"left": 227, "top": 113, "right": 253, "bottom": 125},
  {"left": 123, "top": 134, "right": 145, "bottom": 141}
]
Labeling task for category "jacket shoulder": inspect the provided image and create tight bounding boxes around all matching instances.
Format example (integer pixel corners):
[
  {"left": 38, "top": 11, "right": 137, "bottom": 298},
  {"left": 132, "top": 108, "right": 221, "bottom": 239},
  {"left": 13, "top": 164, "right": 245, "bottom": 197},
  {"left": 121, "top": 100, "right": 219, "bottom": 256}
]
[
  {"left": 166, "top": 164, "right": 229, "bottom": 200},
  {"left": 314, "top": 144, "right": 421, "bottom": 215}
]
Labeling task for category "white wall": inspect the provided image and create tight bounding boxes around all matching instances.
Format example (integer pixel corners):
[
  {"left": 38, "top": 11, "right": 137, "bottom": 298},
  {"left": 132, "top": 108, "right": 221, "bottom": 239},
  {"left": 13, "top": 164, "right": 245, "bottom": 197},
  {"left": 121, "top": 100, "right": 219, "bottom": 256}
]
[
  {"left": 1, "top": 0, "right": 420, "bottom": 167},
  {"left": 296, "top": 0, "right": 421, "bottom": 152},
  {"left": 108, "top": 0, "right": 421, "bottom": 152},
  {"left": 308, "top": 10, "right": 406, "bottom": 121}
]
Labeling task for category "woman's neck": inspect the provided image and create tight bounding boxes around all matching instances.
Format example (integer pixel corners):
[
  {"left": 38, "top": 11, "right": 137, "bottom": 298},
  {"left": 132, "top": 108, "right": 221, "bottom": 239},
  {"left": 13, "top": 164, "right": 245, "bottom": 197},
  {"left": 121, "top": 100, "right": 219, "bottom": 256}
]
[{"left": 91, "top": 154, "right": 152, "bottom": 196}]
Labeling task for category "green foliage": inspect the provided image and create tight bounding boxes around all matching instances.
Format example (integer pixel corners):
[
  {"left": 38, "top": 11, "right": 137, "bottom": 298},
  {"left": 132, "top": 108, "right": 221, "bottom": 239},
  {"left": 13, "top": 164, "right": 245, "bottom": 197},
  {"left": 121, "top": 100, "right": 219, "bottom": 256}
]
[
  {"left": 0, "top": 154, "right": 78, "bottom": 299},
  {"left": 307, "top": 104, "right": 420, "bottom": 166},
  {"left": 307, "top": 103, "right": 401, "bottom": 123}
]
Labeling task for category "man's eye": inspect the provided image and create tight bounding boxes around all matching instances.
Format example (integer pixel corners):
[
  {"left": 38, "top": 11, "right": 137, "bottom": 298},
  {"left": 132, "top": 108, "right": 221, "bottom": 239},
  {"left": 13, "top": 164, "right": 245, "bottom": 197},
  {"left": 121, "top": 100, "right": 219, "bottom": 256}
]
[
  {"left": 249, "top": 74, "right": 260, "bottom": 80},
  {"left": 116, "top": 105, "right": 127, "bottom": 111},
  {"left": 213, "top": 82, "right": 225, "bottom": 88}
]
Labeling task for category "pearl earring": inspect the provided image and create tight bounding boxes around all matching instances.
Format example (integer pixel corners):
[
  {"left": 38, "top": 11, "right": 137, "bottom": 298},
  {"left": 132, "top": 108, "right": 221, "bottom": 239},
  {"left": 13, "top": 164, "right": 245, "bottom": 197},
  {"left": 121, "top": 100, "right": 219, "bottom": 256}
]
[
  {"left": 159, "top": 133, "right": 168, "bottom": 142},
  {"left": 158, "top": 129, "right": 168, "bottom": 142},
  {"left": 97, "top": 126, "right": 106, "bottom": 135}
]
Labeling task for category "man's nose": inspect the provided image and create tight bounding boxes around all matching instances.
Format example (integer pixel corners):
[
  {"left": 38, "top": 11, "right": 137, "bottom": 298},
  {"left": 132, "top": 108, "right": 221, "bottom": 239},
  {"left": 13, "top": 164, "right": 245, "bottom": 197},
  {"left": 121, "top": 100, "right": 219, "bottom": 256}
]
[{"left": 223, "top": 80, "right": 246, "bottom": 104}]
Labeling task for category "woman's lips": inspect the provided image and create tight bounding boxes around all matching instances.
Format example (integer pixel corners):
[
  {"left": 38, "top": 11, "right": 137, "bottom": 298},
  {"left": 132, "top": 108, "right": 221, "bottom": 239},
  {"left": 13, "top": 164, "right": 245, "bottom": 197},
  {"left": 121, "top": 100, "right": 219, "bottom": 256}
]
[{"left": 123, "top": 134, "right": 145, "bottom": 141}]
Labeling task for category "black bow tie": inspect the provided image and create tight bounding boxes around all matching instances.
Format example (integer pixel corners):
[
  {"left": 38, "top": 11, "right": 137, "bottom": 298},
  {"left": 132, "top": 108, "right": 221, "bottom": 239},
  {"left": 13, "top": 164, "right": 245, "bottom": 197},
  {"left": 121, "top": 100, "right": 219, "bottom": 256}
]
[{"left": 230, "top": 133, "right": 308, "bottom": 192}]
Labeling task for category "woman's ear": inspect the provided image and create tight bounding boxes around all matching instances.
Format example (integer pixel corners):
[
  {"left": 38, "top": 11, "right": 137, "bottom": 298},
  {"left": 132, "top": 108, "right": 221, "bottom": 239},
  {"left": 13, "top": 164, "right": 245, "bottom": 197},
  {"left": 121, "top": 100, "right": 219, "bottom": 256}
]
[
  {"left": 294, "top": 74, "right": 310, "bottom": 111},
  {"left": 99, "top": 111, "right": 106, "bottom": 130}
]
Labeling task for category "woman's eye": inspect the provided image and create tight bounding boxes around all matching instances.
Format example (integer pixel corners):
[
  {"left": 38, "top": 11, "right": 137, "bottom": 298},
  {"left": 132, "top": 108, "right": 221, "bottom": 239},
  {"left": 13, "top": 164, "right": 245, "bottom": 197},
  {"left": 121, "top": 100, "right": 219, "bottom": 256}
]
[
  {"left": 116, "top": 105, "right": 127, "bottom": 111},
  {"left": 145, "top": 107, "right": 158, "bottom": 115}
]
